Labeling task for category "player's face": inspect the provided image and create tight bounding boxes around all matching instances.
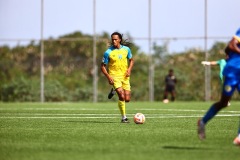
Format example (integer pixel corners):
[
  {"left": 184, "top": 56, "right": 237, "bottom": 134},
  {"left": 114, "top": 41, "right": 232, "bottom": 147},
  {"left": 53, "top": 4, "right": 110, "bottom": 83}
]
[{"left": 111, "top": 35, "right": 121, "bottom": 48}]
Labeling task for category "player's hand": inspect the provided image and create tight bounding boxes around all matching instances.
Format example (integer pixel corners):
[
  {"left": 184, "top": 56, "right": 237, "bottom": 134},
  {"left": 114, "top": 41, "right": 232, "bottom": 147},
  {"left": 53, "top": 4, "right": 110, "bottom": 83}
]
[
  {"left": 201, "top": 61, "right": 210, "bottom": 66},
  {"left": 125, "top": 70, "right": 131, "bottom": 77},
  {"left": 108, "top": 77, "right": 114, "bottom": 85}
]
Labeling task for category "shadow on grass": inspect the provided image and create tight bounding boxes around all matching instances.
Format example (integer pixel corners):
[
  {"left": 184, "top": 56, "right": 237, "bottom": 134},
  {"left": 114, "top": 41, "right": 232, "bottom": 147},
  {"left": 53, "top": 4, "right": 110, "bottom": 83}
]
[
  {"left": 64, "top": 120, "right": 118, "bottom": 124},
  {"left": 162, "top": 146, "right": 210, "bottom": 150}
]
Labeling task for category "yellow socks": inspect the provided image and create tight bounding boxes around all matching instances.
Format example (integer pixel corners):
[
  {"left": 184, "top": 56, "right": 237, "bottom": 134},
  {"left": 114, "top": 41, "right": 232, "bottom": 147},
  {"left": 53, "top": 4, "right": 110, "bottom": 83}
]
[{"left": 118, "top": 100, "right": 126, "bottom": 119}]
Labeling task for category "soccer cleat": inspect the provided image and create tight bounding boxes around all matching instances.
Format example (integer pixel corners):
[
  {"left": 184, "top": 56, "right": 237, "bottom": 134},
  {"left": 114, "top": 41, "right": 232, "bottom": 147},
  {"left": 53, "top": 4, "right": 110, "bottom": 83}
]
[
  {"left": 233, "top": 137, "right": 240, "bottom": 146},
  {"left": 108, "top": 88, "right": 115, "bottom": 99},
  {"left": 121, "top": 118, "right": 130, "bottom": 123},
  {"left": 197, "top": 119, "right": 206, "bottom": 140}
]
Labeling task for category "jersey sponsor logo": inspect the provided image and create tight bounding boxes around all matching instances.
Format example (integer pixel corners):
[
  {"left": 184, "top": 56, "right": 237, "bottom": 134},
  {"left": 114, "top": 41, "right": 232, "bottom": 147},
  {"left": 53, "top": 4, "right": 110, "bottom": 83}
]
[
  {"left": 118, "top": 54, "right": 122, "bottom": 59},
  {"left": 224, "top": 85, "right": 232, "bottom": 92}
]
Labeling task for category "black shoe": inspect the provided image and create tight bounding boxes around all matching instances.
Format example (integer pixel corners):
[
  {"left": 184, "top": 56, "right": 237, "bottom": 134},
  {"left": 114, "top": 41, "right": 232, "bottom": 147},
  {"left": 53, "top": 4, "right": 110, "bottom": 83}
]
[
  {"left": 121, "top": 118, "right": 130, "bottom": 123},
  {"left": 108, "top": 88, "right": 115, "bottom": 99}
]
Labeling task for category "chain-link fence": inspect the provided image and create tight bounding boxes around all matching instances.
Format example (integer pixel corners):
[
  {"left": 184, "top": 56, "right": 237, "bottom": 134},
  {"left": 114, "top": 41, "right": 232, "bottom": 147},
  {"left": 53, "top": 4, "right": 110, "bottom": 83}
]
[{"left": 0, "top": 0, "right": 239, "bottom": 102}]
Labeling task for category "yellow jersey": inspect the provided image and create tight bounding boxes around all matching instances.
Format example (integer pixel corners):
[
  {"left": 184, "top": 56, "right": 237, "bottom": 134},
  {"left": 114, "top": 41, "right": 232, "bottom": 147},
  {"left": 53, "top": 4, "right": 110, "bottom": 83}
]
[{"left": 102, "top": 45, "right": 132, "bottom": 76}]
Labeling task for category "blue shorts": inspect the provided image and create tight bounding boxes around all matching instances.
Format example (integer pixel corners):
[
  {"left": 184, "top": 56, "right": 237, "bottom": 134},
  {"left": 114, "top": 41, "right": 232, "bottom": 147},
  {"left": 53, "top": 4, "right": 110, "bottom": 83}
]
[{"left": 222, "top": 76, "right": 240, "bottom": 96}]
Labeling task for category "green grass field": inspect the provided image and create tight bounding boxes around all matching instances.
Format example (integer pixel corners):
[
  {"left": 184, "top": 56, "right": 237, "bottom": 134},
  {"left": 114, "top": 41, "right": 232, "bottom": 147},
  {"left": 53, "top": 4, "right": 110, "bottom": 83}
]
[{"left": 0, "top": 101, "right": 239, "bottom": 160}]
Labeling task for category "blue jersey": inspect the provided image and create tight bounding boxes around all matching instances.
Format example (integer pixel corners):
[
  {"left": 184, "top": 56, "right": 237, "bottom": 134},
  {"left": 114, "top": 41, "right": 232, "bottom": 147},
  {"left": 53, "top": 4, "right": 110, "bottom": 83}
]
[
  {"left": 223, "top": 42, "right": 240, "bottom": 78},
  {"left": 222, "top": 28, "right": 240, "bottom": 96}
]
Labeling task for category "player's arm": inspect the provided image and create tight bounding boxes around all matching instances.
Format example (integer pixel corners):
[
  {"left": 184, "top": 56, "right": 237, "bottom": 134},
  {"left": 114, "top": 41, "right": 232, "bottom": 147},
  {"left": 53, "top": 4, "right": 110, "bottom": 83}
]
[
  {"left": 227, "top": 37, "right": 240, "bottom": 54},
  {"left": 100, "top": 63, "right": 114, "bottom": 85},
  {"left": 201, "top": 61, "right": 217, "bottom": 66},
  {"left": 126, "top": 58, "right": 134, "bottom": 77}
]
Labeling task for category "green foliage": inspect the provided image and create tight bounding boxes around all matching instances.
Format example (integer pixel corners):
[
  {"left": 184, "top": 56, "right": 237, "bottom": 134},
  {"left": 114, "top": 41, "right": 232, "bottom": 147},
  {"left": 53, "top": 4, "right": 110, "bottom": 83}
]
[
  {"left": 44, "top": 80, "right": 68, "bottom": 102},
  {"left": 0, "top": 31, "right": 236, "bottom": 102},
  {"left": 1, "top": 77, "right": 39, "bottom": 102}
]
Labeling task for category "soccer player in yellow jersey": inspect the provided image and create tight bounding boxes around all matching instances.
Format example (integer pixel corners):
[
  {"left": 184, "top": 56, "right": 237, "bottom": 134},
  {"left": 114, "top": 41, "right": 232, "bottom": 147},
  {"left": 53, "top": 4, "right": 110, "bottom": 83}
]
[{"left": 101, "top": 32, "right": 134, "bottom": 123}]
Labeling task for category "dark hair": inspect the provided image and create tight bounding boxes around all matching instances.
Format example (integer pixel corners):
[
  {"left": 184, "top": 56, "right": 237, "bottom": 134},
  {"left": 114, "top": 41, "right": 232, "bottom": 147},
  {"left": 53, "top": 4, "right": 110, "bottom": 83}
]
[{"left": 110, "top": 32, "right": 132, "bottom": 48}]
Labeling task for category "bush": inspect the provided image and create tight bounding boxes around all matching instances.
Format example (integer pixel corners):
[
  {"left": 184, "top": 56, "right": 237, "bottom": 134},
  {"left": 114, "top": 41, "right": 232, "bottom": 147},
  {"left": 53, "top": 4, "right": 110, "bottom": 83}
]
[{"left": 1, "top": 77, "right": 39, "bottom": 102}]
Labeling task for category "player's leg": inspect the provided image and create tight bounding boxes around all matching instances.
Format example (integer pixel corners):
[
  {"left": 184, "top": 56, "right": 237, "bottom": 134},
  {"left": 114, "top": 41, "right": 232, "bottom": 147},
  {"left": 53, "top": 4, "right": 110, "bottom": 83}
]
[
  {"left": 203, "top": 77, "right": 237, "bottom": 124},
  {"left": 170, "top": 87, "right": 176, "bottom": 101},
  {"left": 163, "top": 89, "right": 168, "bottom": 100},
  {"left": 116, "top": 87, "right": 128, "bottom": 123},
  {"left": 113, "top": 77, "right": 128, "bottom": 123},
  {"left": 203, "top": 95, "right": 231, "bottom": 124},
  {"left": 118, "top": 77, "right": 131, "bottom": 123},
  {"left": 163, "top": 86, "right": 170, "bottom": 103},
  {"left": 233, "top": 117, "right": 240, "bottom": 145},
  {"left": 108, "top": 76, "right": 116, "bottom": 99},
  {"left": 198, "top": 76, "right": 235, "bottom": 140},
  {"left": 198, "top": 94, "right": 231, "bottom": 140},
  {"left": 124, "top": 90, "right": 131, "bottom": 102},
  {"left": 108, "top": 87, "right": 116, "bottom": 99},
  {"left": 233, "top": 83, "right": 240, "bottom": 145}
]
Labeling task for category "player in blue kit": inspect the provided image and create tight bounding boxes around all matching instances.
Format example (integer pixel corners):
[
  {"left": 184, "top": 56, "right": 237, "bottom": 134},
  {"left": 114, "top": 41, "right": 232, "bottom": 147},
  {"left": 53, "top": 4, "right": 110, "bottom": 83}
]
[
  {"left": 201, "top": 56, "right": 230, "bottom": 106},
  {"left": 201, "top": 58, "right": 227, "bottom": 83},
  {"left": 197, "top": 28, "right": 240, "bottom": 146}
]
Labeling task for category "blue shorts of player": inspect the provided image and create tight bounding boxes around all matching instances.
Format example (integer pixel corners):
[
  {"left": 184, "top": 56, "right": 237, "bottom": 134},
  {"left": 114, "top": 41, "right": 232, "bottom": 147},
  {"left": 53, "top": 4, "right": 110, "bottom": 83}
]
[
  {"left": 222, "top": 48, "right": 240, "bottom": 96},
  {"left": 222, "top": 76, "right": 240, "bottom": 96}
]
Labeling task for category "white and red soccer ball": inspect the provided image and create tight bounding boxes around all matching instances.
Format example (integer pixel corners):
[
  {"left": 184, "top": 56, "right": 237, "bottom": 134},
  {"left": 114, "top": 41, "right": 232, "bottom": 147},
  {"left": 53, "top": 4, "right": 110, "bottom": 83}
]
[{"left": 133, "top": 113, "right": 145, "bottom": 124}]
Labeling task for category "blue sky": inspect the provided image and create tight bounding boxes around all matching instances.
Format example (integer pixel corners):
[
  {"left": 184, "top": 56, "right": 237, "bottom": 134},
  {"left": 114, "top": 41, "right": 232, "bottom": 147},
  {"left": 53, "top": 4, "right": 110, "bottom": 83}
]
[{"left": 0, "top": 0, "right": 239, "bottom": 53}]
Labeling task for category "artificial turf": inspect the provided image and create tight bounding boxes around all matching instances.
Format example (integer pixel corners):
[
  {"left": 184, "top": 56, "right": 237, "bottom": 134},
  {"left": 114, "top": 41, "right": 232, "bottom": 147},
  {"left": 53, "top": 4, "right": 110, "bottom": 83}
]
[{"left": 0, "top": 101, "right": 239, "bottom": 160}]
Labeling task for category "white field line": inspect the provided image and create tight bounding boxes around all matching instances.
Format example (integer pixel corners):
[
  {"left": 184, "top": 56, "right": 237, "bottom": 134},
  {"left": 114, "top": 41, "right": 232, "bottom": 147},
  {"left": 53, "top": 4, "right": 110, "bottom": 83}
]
[
  {"left": 0, "top": 113, "right": 121, "bottom": 116},
  {"left": 0, "top": 114, "right": 239, "bottom": 119},
  {"left": 0, "top": 108, "right": 240, "bottom": 114},
  {"left": 0, "top": 113, "right": 240, "bottom": 116},
  {"left": 0, "top": 108, "right": 239, "bottom": 119}
]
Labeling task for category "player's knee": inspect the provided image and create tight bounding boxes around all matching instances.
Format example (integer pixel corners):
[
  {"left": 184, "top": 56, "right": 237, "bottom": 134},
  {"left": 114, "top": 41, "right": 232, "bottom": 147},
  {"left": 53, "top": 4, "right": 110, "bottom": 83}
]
[
  {"left": 217, "top": 101, "right": 228, "bottom": 108},
  {"left": 125, "top": 95, "right": 131, "bottom": 102},
  {"left": 222, "top": 102, "right": 229, "bottom": 108},
  {"left": 125, "top": 99, "right": 130, "bottom": 103},
  {"left": 119, "top": 94, "right": 125, "bottom": 101}
]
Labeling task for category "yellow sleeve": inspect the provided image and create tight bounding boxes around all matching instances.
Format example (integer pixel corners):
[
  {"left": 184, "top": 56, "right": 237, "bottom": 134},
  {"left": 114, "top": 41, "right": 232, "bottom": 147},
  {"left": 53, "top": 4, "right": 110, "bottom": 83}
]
[{"left": 233, "top": 35, "right": 240, "bottom": 42}]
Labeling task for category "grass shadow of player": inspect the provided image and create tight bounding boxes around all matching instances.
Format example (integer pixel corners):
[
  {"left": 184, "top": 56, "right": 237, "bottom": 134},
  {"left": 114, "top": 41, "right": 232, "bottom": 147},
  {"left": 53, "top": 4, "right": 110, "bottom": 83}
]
[{"left": 162, "top": 145, "right": 210, "bottom": 150}]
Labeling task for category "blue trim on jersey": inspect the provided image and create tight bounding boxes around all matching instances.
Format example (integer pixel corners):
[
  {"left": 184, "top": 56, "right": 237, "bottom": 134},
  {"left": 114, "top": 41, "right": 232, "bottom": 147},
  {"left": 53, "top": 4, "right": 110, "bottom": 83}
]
[{"left": 102, "top": 45, "right": 132, "bottom": 65}]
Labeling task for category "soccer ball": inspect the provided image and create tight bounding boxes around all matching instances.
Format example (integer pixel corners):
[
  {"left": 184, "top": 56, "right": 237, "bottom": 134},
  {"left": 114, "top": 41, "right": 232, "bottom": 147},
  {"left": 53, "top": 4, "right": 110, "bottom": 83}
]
[
  {"left": 163, "top": 99, "right": 169, "bottom": 103},
  {"left": 133, "top": 113, "right": 145, "bottom": 124}
]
